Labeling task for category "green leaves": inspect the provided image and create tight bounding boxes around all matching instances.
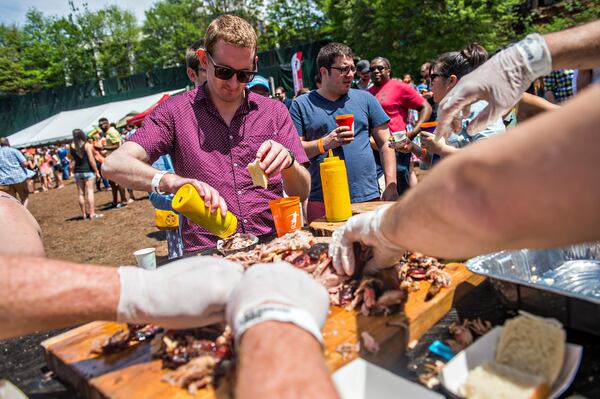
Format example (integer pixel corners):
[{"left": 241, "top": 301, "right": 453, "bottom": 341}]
[
  {"left": 260, "top": 0, "right": 326, "bottom": 51},
  {"left": 322, "top": 0, "right": 525, "bottom": 77},
  {"left": 1, "top": 0, "right": 598, "bottom": 95}
]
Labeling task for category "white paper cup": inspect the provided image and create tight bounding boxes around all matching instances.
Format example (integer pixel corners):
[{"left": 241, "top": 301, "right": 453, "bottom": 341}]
[
  {"left": 133, "top": 248, "right": 157, "bottom": 269},
  {"left": 391, "top": 131, "right": 408, "bottom": 144}
]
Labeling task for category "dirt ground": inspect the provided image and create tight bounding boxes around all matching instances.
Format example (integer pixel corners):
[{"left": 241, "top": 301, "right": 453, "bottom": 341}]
[{"left": 28, "top": 179, "right": 169, "bottom": 267}]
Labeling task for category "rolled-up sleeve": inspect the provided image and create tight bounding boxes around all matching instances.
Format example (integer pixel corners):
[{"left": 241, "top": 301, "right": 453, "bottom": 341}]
[
  {"left": 276, "top": 101, "right": 309, "bottom": 164},
  {"left": 289, "top": 100, "right": 305, "bottom": 138},
  {"left": 128, "top": 101, "right": 176, "bottom": 165}
]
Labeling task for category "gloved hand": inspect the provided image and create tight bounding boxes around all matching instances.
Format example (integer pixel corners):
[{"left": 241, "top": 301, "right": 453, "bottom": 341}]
[
  {"left": 117, "top": 256, "right": 243, "bottom": 329},
  {"left": 435, "top": 33, "right": 552, "bottom": 139},
  {"left": 329, "top": 204, "right": 405, "bottom": 276},
  {"left": 226, "top": 262, "right": 329, "bottom": 344}
]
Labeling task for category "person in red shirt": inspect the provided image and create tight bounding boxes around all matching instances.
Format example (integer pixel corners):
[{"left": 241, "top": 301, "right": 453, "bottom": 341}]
[{"left": 368, "top": 57, "right": 431, "bottom": 195}]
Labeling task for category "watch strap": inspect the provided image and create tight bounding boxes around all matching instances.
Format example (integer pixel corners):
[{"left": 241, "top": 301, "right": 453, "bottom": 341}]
[{"left": 285, "top": 149, "right": 295, "bottom": 169}]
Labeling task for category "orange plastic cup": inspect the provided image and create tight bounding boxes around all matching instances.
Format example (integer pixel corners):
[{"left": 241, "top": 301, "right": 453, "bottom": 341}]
[
  {"left": 335, "top": 114, "right": 354, "bottom": 130},
  {"left": 269, "top": 196, "right": 302, "bottom": 237}
]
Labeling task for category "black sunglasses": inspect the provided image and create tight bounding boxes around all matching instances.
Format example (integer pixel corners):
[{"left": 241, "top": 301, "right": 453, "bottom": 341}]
[
  {"left": 329, "top": 65, "right": 357, "bottom": 75},
  {"left": 369, "top": 65, "right": 388, "bottom": 72},
  {"left": 206, "top": 52, "right": 257, "bottom": 83},
  {"left": 430, "top": 73, "right": 449, "bottom": 80}
]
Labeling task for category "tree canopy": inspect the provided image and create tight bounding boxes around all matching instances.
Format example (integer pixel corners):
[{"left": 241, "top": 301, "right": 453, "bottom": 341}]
[{"left": 0, "top": 0, "right": 598, "bottom": 95}]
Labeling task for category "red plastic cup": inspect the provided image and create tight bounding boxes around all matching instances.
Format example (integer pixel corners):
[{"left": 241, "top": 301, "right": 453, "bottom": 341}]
[{"left": 335, "top": 114, "right": 354, "bottom": 132}]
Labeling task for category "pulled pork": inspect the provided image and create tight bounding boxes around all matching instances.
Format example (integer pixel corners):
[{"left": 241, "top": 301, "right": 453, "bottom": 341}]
[{"left": 91, "top": 232, "right": 452, "bottom": 393}]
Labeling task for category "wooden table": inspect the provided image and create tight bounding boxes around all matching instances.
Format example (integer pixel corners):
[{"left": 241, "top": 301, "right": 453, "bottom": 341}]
[
  {"left": 309, "top": 201, "right": 395, "bottom": 236},
  {"left": 41, "top": 262, "right": 484, "bottom": 398}
]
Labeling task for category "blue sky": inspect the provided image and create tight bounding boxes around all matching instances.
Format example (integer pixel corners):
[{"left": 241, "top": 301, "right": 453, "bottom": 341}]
[{"left": 0, "top": 0, "right": 155, "bottom": 26}]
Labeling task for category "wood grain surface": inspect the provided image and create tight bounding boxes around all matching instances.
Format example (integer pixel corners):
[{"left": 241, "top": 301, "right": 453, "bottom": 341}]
[
  {"left": 42, "top": 263, "right": 484, "bottom": 398},
  {"left": 309, "top": 201, "right": 396, "bottom": 236}
]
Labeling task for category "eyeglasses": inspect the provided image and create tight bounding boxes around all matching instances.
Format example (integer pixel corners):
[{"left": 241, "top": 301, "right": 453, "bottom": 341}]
[
  {"left": 206, "top": 52, "right": 257, "bottom": 83},
  {"left": 430, "top": 73, "right": 449, "bottom": 81},
  {"left": 329, "top": 65, "right": 356, "bottom": 75},
  {"left": 369, "top": 65, "right": 388, "bottom": 72}
]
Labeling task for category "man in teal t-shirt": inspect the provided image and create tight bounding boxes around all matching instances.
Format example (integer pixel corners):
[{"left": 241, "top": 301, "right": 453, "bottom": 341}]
[{"left": 289, "top": 42, "right": 398, "bottom": 222}]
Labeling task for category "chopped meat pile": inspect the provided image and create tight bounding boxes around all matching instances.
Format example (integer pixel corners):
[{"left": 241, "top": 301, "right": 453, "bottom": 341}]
[
  {"left": 224, "top": 229, "right": 315, "bottom": 266},
  {"left": 152, "top": 326, "right": 234, "bottom": 394},
  {"left": 150, "top": 326, "right": 232, "bottom": 370},
  {"left": 93, "top": 324, "right": 232, "bottom": 394},
  {"left": 218, "top": 233, "right": 256, "bottom": 252},
  {"left": 395, "top": 252, "right": 452, "bottom": 300},
  {"left": 226, "top": 231, "right": 451, "bottom": 315},
  {"left": 91, "top": 231, "right": 452, "bottom": 394},
  {"left": 91, "top": 324, "right": 163, "bottom": 354}
]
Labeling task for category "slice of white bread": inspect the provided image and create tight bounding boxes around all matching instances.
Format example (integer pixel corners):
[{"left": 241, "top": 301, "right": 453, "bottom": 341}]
[
  {"left": 495, "top": 313, "right": 565, "bottom": 386},
  {"left": 460, "top": 361, "right": 550, "bottom": 399},
  {"left": 247, "top": 159, "right": 268, "bottom": 189}
]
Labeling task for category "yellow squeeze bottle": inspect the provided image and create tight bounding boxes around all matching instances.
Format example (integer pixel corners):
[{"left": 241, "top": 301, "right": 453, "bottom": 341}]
[
  {"left": 172, "top": 184, "right": 237, "bottom": 238},
  {"left": 320, "top": 150, "right": 352, "bottom": 222}
]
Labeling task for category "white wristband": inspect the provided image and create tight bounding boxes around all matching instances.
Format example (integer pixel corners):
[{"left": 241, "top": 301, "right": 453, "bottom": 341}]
[
  {"left": 151, "top": 171, "right": 169, "bottom": 195},
  {"left": 233, "top": 304, "right": 323, "bottom": 345}
]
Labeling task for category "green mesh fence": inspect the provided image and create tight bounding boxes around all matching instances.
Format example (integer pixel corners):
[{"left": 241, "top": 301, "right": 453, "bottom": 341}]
[{"left": 1, "top": 40, "right": 329, "bottom": 138}]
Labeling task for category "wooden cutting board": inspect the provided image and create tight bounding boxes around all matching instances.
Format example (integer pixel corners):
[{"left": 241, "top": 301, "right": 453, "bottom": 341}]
[
  {"left": 309, "top": 201, "right": 396, "bottom": 236},
  {"left": 42, "top": 263, "right": 484, "bottom": 399}
]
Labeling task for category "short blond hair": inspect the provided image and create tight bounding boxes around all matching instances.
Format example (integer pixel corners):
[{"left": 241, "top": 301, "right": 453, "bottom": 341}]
[{"left": 205, "top": 15, "right": 257, "bottom": 55}]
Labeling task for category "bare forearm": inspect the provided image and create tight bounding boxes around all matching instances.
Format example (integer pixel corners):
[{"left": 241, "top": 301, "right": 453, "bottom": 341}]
[
  {"left": 411, "top": 104, "right": 433, "bottom": 137},
  {"left": 0, "top": 198, "right": 45, "bottom": 257},
  {"left": 545, "top": 20, "right": 600, "bottom": 70},
  {"left": 517, "top": 93, "right": 559, "bottom": 122},
  {"left": 302, "top": 139, "right": 323, "bottom": 159},
  {"left": 86, "top": 149, "right": 99, "bottom": 174},
  {"left": 102, "top": 142, "right": 159, "bottom": 192},
  {"left": 0, "top": 256, "right": 119, "bottom": 339},
  {"left": 303, "top": 134, "right": 338, "bottom": 159},
  {"left": 576, "top": 69, "right": 592, "bottom": 91},
  {"left": 282, "top": 163, "right": 310, "bottom": 201},
  {"left": 373, "top": 128, "right": 396, "bottom": 185},
  {"left": 380, "top": 85, "right": 600, "bottom": 258},
  {"left": 379, "top": 145, "right": 397, "bottom": 185},
  {"left": 439, "top": 143, "right": 460, "bottom": 157},
  {"left": 236, "top": 322, "right": 339, "bottom": 399}
]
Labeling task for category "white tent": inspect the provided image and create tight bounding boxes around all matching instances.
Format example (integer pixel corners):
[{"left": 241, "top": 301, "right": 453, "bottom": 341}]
[{"left": 7, "top": 90, "right": 183, "bottom": 148}]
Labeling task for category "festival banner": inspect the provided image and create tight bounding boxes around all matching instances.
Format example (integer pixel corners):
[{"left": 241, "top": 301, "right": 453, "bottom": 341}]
[{"left": 291, "top": 51, "right": 304, "bottom": 94}]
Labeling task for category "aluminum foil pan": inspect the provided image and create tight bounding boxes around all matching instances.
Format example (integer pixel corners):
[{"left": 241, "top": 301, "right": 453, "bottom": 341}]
[{"left": 466, "top": 242, "right": 600, "bottom": 334}]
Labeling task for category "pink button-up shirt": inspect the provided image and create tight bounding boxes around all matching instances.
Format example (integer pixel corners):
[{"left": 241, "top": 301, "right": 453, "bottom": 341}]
[{"left": 130, "top": 85, "right": 309, "bottom": 253}]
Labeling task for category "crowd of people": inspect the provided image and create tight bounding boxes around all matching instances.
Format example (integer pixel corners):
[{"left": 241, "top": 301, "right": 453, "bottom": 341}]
[
  {"left": 0, "top": 117, "right": 140, "bottom": 221},
  {"left": 0, "top": 13, "right": 599, "bottom": 399}
]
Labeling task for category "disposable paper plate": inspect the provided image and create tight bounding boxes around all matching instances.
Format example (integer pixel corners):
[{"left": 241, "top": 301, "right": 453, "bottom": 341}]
[
  {"left": 0, "top": 380, "right": 28, "bottom": 399},
  {"left": 333, "top": 358, "right": 443, "bottom": 399},
  {"left": 439, "top": 326, "right": 583, "bottom": 399}
]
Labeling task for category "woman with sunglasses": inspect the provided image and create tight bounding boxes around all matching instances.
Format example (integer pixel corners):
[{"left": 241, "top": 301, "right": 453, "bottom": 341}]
[
  {"left": 418, "top": 43, "right": 505, "bottom": 160},
  {"left": 367, "top": 57, "right": 432, "bottom": 195}
]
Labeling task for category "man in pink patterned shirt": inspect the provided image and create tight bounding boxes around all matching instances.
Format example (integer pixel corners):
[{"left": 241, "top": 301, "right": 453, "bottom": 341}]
[{"left": 103, "top": 15, "right": 310, "bottom": 253}]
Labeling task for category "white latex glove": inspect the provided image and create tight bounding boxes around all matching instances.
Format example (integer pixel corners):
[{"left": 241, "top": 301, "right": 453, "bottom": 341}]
[
  {"left": 226, "top": 262, "right": 329, "bottom": 343},
  {"left": 329, "top": 204, "right": 404, "bottom": 276},
  {"left": 117, "top": 256, "right": 244, "bottom": 329},
  {"left": 435, "top": 33, "right": 552, "bottom": 139}
]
